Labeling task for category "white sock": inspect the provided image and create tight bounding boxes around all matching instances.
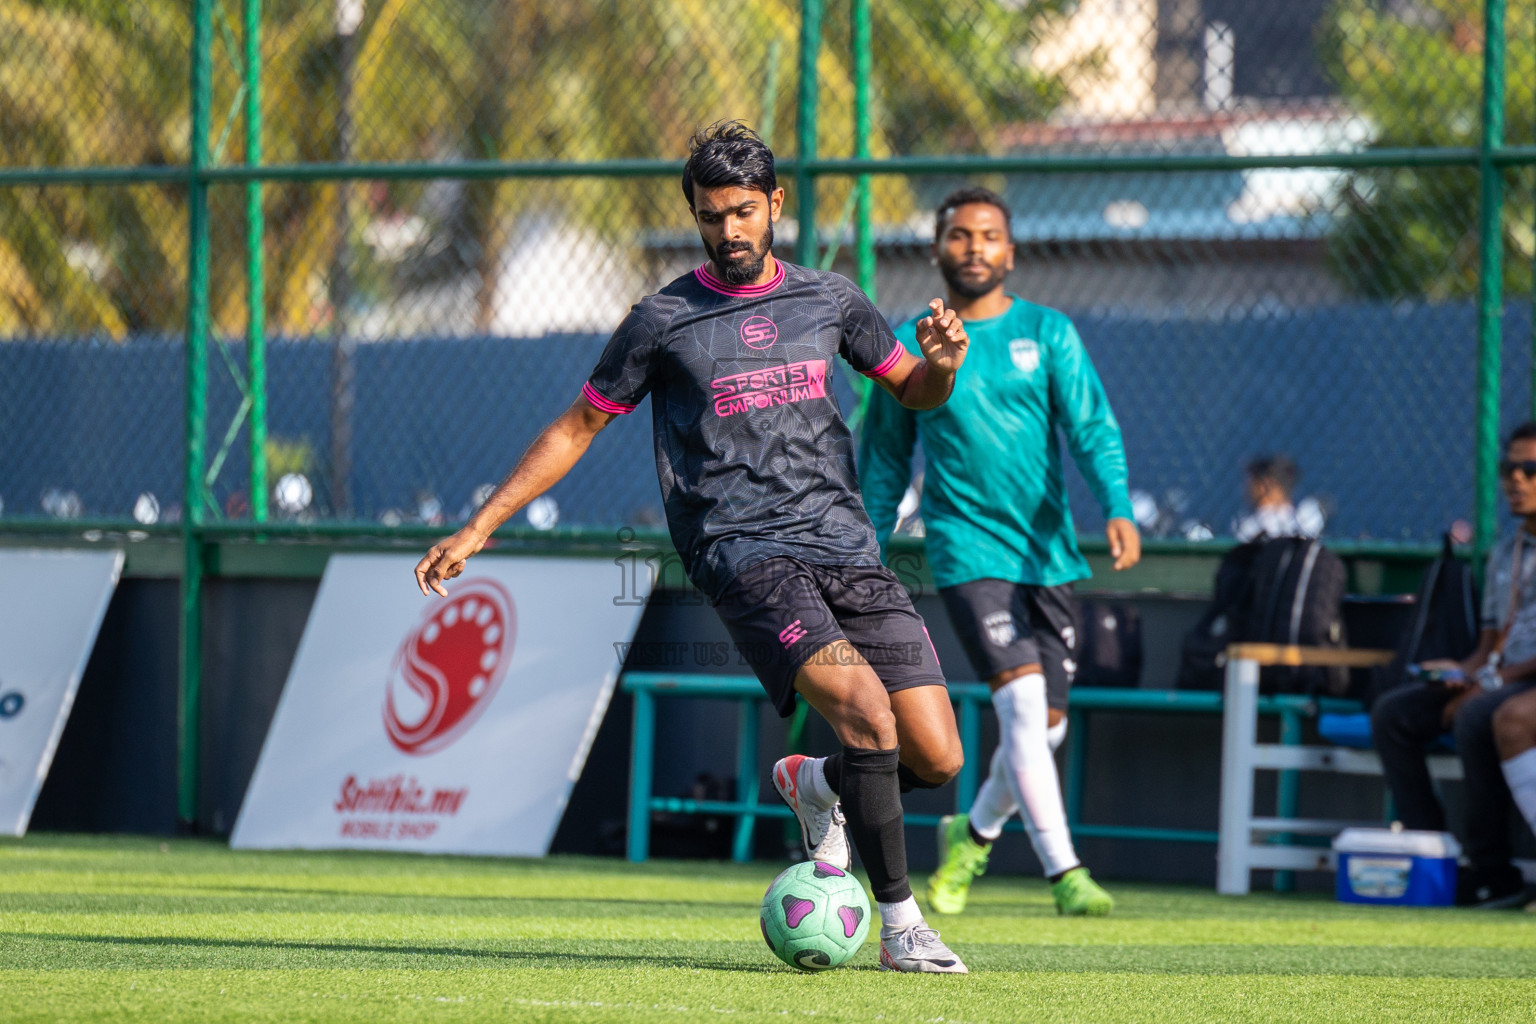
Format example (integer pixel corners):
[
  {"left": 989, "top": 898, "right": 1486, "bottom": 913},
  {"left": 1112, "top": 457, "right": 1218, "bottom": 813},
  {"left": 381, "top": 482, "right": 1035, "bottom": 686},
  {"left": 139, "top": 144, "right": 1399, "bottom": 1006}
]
[
  {"left": 992, "top": 674, "right": 1080, "bottom": 878},
  {"left": 877, "top": 894, "right": 922, "bottom": 934},
  {"left": 1047, "top": 718, "right": 1068, "bottom": 752},
  {"left": 968, "top": 744, "right": 1016, "bottom": 841},
  {"left": 1502, "top": 748, "right": 1536, "bottom": 833},
  {"left": 802, "top": 756, "right": 838, "bottom": 808}
]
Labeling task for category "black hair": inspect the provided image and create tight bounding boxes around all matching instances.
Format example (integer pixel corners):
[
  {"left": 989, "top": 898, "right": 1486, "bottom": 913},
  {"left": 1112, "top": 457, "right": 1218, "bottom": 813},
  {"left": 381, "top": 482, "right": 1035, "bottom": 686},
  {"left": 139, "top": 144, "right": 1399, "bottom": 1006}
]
[
  {"left": 1508, "top": 421, "right": 1536, "bottom": 450},
  {"left": 681, "top": 120, "right": 776, "bottom": 207},
  {"left": 1246, "top": 454, "right": 1299, "bottom": 494},
  {"left": 934, "top": 186, "right": 1013, "bottom": 241}
]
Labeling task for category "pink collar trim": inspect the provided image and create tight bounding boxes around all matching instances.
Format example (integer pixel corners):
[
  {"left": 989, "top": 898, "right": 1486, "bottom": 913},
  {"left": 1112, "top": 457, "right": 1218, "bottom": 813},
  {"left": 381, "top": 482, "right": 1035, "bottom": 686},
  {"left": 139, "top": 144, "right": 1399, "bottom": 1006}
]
[{"left": 694, "top": 259, "right": 786, "bottom": 297}]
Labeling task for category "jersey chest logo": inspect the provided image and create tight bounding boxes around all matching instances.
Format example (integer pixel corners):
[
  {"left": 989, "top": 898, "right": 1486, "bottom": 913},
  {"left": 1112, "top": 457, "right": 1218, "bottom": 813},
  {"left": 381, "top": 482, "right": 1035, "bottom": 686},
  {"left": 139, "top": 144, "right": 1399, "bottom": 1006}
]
[
  {"left": 1009, "top": 337, "right": 1039, "bottom": 374},
  {"left": 712, "top": 359, "right": 827, "bottom": 416},
  {"left": 741, "top": 315, "right": 778, "bottom": 350}
]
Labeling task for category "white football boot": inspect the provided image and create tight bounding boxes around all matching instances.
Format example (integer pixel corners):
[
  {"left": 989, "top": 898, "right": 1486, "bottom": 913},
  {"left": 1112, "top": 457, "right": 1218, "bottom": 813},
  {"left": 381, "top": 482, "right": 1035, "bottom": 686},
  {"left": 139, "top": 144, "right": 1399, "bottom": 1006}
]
[
  {"left": 878, "top": 922, "right": 969, "bottom": 974},
  {"left": 772, "top": 754, "right": 851, "bottom": 870}
]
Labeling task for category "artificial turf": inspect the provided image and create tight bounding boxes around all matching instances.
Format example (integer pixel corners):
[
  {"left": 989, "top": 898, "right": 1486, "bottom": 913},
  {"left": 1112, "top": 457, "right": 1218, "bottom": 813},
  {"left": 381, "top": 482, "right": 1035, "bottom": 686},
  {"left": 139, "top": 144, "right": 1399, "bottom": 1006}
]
[{"left": 1, "top": 834, "right": 1532, "bottom": 1023}]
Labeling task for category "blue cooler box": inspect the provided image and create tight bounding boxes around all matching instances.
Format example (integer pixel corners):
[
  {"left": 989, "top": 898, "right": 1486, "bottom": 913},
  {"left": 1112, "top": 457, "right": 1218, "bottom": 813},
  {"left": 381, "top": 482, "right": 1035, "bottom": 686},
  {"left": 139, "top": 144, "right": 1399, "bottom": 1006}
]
[{"left": 1332, "top": 828, "right": 1460, "bottom": 906}]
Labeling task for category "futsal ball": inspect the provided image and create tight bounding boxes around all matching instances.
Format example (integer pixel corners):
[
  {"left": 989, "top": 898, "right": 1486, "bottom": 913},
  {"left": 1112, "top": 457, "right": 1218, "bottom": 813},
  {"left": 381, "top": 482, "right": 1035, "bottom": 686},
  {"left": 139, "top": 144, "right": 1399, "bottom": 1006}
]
[{"left": 759, "top": 860, "right": 871, "bottom": 971}]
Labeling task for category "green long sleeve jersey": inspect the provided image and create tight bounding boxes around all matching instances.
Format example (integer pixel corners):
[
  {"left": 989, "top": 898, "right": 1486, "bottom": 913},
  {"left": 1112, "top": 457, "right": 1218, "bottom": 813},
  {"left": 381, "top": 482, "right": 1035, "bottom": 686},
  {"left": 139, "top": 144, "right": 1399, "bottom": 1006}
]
[{"left": 860, "top": 295, "right": 1134, "bottom": 589}]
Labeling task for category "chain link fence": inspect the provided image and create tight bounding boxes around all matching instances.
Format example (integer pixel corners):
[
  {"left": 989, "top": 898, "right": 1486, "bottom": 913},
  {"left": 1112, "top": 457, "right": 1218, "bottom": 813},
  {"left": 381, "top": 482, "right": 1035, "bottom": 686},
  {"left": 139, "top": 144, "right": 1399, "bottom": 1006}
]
[{"left": 1, "top": 0, "right": 1532, "bottom": 543}]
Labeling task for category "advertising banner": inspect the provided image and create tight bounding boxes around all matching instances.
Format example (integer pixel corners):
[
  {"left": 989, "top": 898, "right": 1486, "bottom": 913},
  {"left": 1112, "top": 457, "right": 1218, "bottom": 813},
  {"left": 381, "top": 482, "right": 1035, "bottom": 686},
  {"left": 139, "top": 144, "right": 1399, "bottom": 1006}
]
[
  {"left": 232, "top": 554, "right": 649, "bottom": 855},
  {"left": 0, "top": 549, "right": 124, "bottom": 836}
]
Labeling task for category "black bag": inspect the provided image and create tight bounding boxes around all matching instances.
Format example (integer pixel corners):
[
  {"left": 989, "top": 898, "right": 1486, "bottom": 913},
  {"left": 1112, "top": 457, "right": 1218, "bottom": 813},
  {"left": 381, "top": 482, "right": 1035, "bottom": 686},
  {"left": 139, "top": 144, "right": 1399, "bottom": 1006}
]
[
  {"left": 1176, "top": 536, "right": 1347, "bottom": 694},
  {"left": 1176, "top": 539, "right": 1266, "bottom": 690},
  {"left": 1246, "top": 536, "right": 1349, "bottom": 695},
  {"left": 1368, "top": 532, "right": 1481, "bottom": 707},
  {"left": 1076, "top": 600, "right": 1143, "bottom": 687}
]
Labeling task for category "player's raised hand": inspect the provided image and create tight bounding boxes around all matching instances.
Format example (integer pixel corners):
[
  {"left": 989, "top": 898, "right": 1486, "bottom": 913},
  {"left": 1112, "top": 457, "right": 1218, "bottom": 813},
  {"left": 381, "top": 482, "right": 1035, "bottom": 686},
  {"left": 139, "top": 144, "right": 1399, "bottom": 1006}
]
[
  {"left": 915, "top": 298, "right": 969, "bottom": 374},
  {"left": 414, "top": 525, "right": 488, "bottom": 597}
]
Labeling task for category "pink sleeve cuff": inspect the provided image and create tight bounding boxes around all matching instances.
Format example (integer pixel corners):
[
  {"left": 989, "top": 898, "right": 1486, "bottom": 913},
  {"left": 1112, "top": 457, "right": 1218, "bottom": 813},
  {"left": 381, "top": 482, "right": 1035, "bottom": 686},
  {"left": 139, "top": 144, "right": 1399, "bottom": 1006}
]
[
  {"left": 860, "top": 345, "right": 905, "bottom": 379},
  {"left": 582, "top": 381, "right": 636, "bottom": 414}
]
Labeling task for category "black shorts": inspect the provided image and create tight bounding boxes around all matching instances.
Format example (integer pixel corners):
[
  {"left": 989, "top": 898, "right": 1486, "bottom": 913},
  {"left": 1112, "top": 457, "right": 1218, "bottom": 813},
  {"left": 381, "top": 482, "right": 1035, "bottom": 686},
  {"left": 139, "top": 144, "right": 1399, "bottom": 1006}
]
[
  {"left": 939, "top": 579, "right": 1080, "bottom": 711},
  {"left": 712, "top": 556, "right": 947, "bottom": 717}
]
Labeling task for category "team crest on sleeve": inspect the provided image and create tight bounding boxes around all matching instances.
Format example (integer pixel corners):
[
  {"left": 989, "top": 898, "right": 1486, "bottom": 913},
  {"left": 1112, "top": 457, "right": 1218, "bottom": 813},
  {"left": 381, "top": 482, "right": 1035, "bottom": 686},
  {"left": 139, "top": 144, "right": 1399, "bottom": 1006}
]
[
  {"left": 1009, "top": 337, "right": 1040, "bottom": 373},
  {"left": 982, "top": 610, "right": 1017, "bottom": 647}
]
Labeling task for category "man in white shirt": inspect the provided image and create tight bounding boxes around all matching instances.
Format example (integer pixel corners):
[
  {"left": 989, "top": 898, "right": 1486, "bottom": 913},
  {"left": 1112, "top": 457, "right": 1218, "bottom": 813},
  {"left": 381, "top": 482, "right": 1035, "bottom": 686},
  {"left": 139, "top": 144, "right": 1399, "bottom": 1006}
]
[{"left": 1233, "top": 455, "right": 1317, "bottom": 542}]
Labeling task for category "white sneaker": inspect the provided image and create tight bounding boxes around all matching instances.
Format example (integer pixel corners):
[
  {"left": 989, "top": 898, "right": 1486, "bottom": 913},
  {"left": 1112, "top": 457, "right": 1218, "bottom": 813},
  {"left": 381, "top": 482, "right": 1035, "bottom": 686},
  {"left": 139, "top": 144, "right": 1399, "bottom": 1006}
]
[
  {"left": 878, "top": 922, "right": 968, "bottom": 974},
  {"left": 772, "top": 755, "right": 850, "bottom": 870}
]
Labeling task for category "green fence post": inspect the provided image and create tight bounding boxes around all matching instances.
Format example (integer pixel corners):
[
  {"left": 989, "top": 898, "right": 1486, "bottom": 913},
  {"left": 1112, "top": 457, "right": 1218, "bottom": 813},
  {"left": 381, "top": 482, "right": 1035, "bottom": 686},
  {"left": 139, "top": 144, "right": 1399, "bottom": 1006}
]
[
  {"left": 760, "top": 38, "right": 782, "bottom": 149},
  {"left": 844, "top": 0, "right": 877, "bottom": 431},
  {"left": 956, "top": 692, "right": 981, "bottom": 812},
  {"left": 795, "top": 0, "right": 823, "bottom": 268},
  {"left": 246, "top": 0, "right": 267, "bottom": 521},
  {"left": 180, "top": 0, "right": 214, "bottom": 829},
  {"left": 330, "top": 5, "right": 361, "bottom": 519},
  {"left": 852, "top": 0, "right": 874, "bottom": 301},
  {"left": 627, "top": 687, "right": 656, "bottom": 862},
  {"left": 1064, "top": 708, "right": 1087, "bottom": 829},
  {"left": 1273, "top": 708, "right": 1304, "bottom": 894},
  {"left": 1475, "top": 0, "right": 1507, "bottom": 562},
  {"left": 732, "top": 698, "right": 761, "bottom": 863}
]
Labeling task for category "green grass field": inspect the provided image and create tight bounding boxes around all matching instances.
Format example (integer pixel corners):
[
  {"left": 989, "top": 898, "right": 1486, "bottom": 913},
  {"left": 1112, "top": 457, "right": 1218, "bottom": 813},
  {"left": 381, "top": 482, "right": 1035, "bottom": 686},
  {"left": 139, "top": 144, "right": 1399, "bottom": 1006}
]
[{"left": 2, "top": 834, "right": 1532, "bottom": 1023}]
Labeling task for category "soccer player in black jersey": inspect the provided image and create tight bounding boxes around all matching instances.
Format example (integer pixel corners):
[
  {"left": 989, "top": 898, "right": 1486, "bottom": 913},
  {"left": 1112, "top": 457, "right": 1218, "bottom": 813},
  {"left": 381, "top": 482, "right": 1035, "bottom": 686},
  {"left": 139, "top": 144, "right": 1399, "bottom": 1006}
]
[{"left": 415, "top": 121, "right": 971, "bottom": 973}]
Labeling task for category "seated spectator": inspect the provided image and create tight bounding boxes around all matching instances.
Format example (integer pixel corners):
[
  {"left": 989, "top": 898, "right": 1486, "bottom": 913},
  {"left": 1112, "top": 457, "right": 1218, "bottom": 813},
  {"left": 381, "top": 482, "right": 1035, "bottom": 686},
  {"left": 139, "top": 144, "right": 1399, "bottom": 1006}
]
[
  {"left": 1233, "top": 455, "right": 1321, "bottom": 541},
  {"left": 1372, "top": 421, "right": 1536, "bottom": 907}
]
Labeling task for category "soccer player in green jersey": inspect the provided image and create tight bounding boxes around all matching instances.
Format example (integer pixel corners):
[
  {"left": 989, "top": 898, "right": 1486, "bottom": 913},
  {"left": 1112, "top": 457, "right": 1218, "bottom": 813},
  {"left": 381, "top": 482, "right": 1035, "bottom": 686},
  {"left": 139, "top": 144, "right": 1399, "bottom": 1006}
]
[{"left": 861, "top": 186, "right": 1141, "bottom": 917}]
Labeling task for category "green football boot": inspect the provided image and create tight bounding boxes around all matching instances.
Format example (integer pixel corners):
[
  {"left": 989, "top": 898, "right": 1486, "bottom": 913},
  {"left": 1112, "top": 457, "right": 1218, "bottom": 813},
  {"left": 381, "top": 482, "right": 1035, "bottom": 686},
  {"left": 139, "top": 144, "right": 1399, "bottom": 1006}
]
[
  {"left": 926, "top": 813, "right": 990, "bottom": 915},
  {"left": 1052, "top": 866, "right": 1114, "bottom": 916}
]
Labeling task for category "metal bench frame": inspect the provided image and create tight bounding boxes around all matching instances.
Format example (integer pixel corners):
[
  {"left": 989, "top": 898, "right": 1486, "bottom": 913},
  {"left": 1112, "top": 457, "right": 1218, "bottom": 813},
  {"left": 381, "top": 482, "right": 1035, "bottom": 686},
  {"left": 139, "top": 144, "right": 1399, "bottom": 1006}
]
[
  {"left": 1215, "top": 643, "right": 1464, "bottom": 895},
  {"left": 621, "top": 671, "right": 1373, "bottom": 871}
]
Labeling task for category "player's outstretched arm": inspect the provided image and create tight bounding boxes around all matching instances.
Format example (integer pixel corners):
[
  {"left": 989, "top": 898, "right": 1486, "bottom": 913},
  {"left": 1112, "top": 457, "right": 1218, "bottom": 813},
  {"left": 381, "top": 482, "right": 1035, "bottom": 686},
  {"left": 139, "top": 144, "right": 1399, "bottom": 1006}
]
[
  {"left": 414, "top": 396, "right": 614, "bottom": 596},
  {"left": 876, "top": 298, "right": 968, "bottom": 410}
]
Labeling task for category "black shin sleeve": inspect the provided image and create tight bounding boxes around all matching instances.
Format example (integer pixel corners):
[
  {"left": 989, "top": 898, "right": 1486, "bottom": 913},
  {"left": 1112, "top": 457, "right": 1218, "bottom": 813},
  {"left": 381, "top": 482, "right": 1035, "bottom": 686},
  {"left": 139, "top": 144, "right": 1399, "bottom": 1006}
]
[
  {"left": 821, "top": 752, "right": 843, "bottom": 794},
  {"left": 838, "top": 746, "right": 910, "bottom": 904},
  {"left": 897, "top": 763, "right": 945, "bottom": 793}
]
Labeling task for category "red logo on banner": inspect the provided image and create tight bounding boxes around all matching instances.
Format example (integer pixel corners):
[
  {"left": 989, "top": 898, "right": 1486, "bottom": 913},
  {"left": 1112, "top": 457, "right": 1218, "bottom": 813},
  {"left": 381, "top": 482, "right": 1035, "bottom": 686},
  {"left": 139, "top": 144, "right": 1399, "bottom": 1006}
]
[{"left": 384, "top": 579, "right": 516, "bottom": 755}]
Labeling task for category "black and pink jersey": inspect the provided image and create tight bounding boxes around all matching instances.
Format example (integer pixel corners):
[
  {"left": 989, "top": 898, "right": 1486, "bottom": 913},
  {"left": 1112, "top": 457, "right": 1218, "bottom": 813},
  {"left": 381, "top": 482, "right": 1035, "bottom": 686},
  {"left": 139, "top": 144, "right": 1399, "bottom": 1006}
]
[{"left": 583, "top": 259, "right": 905, "bottom": 600}]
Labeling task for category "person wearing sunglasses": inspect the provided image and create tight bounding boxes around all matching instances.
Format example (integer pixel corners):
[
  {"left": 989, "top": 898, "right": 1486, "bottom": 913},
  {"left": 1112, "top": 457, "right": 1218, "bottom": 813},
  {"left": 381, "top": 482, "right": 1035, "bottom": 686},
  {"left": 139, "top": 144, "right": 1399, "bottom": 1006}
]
[{"left": 1371, "top": 420, "right": 1536, "bottom": 908}]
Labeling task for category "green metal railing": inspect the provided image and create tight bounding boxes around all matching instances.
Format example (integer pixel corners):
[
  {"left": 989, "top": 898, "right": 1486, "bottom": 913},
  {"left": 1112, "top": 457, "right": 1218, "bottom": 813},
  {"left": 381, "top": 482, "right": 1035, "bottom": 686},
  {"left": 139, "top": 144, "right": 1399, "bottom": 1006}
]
[
  {"left": 0, "top": 0, "right": 1523, "bottom": 831},
  {"left": 621, "top": 672, "right": 1364, "bottom": 874}
]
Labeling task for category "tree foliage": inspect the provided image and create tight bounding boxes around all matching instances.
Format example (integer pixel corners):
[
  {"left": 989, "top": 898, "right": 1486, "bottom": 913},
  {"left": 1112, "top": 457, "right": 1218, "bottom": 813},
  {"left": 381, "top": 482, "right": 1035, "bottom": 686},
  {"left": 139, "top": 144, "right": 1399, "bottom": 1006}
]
[
  {"left": 0, "top": 0, "right": 1090, "bottom": 338},
  {"left": 1327, "top": 0, "right": 1535, "bottom": 300}
]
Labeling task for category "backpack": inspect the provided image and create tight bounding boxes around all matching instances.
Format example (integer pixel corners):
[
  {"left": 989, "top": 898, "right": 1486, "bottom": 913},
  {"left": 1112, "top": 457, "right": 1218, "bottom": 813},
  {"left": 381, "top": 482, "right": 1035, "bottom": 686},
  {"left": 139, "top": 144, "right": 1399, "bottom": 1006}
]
[
  {"left": 1245, "top": 536, "right": 1349, "bottom": 695},
  {"left": 1175, "top": 539, "right": 1266, "bottom": 690},
  {"left": 1076, "top": 600, "right": 1144, "bottom": 688},
  {"left": 1368, "top": 532, "right": 1481, "bottom": 707},
  {"left": 1176, "top": 536, "right": 1347, "bottom": 694}
]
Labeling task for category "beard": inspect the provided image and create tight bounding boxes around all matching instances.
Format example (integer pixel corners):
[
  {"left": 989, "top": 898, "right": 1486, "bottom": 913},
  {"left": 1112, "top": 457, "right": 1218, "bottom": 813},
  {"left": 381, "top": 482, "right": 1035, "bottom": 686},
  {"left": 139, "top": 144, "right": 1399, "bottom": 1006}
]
[
  {"left": 708, "top": 223, "right": 775, "bottom": 286},
  {"left": 939, "top": 256, "right": 1007, "bottom": 299}
]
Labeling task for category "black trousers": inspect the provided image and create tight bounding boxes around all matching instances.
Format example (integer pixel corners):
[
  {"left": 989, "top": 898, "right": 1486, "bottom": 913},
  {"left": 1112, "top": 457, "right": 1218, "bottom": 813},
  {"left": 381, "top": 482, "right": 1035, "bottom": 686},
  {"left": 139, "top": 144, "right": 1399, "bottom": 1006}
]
[{"left": 1371, "top": 680, "right": 1535, "bottom": 870}]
